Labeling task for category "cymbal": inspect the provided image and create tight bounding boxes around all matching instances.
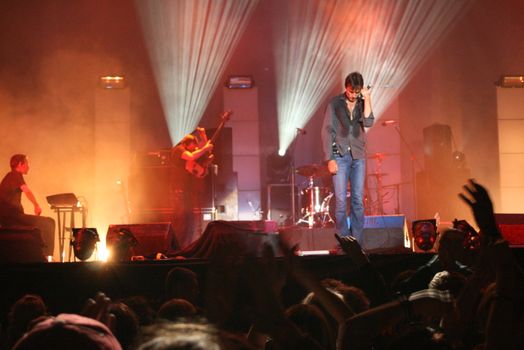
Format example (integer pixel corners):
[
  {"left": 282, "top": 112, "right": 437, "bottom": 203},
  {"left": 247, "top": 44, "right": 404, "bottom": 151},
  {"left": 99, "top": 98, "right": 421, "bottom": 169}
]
[
  {"left": 368, "top": 172, "right": 388, "bottom": 178},
  {"left": 295, "top": 164, "right": 330, "bottom": 178},
  {"left": 366, "top": 152, "right": 400, "bottom": 159}
]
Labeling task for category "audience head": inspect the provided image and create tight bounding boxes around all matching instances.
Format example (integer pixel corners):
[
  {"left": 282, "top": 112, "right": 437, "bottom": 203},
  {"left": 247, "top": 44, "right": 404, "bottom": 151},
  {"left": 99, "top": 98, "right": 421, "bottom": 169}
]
[
  {"left": 164, "top": 267, "right": 199, "bottom": 304},
  {"left": 6, "top": 294, "right": 48, "bottom": 349},
  {"left": 136, "top": 321, "right": 256, "bottom": 350},
  {"left": 436, "top": 228, "right": 468, "bottom": 270},
  {"left": 303, "top": 289, "right": 343, "bottom": 345},
  {"left": 428, "top": 270, "right": 467, "bottom": 298},
  {"left": 285, "top": 303, "right": 334, "bottom": 350},
  {"left": 121, "top": 295, "right": 155, "bottom": 326},
  {"left": 12, "top": 313, "right": 122, "bottom": 350},
  {"left": 157, "top": 298, "right": 197, "bottom": 321},
  {"left": 108, "top": 302, "right": 140, "bottom": 350}
]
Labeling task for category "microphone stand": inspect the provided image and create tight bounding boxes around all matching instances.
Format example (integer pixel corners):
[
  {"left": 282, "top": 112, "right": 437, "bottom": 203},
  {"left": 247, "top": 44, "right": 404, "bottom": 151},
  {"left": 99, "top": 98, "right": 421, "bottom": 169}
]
[
  {"left": 391, "top": 123, "right": 423, "bottom": 217},
  {"left": 288, "top": 128, "right": 305, "bottom": 225}
]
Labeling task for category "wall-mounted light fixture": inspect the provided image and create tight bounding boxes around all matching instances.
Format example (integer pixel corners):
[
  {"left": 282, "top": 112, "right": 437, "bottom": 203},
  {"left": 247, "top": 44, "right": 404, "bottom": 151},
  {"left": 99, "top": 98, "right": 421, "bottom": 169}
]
[
  {"left": 99, "top": 75, "right": 126, "bottom": 89},
  {"left": 226, "top": 75, "right": 254, "bottom": 89},
  {"left": 496, "top": 75, "right": 524, "bottom": 88}
]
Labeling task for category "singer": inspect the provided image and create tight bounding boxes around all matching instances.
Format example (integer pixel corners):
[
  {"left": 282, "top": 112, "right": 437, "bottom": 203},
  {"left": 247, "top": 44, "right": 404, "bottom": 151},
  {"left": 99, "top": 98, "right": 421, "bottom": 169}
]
[{"left": 321, "top": 72, "right": 374, "bottom": 242}]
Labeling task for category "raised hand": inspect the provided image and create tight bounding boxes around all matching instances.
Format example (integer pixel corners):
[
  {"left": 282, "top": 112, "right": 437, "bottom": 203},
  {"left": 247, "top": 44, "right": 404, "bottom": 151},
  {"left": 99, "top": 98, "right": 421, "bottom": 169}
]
[
  {"left": 82, "top": 292, "right": 116, "bottom": 331},
  {"left": 334, "top": 234, "right": 369, "bottom": 268},
  {"left": 458, "top": 179, "right": 500, "bottom": 242}
]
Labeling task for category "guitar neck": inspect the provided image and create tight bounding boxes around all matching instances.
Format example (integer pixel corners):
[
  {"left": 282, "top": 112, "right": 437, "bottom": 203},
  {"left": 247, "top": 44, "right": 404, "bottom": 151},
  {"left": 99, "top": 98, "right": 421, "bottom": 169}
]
[
  {"left": 209, "top": 122, "right": 226, "bottom": 144},
  {"left": 208, "top": 111, "right": 231, "bottom": 144}
]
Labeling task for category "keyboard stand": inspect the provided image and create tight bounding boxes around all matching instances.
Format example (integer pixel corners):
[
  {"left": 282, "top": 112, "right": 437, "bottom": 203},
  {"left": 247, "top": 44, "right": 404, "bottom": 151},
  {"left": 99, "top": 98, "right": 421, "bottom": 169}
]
[{"left": 51, "top": 205, "right": 86, "bottom": 262}]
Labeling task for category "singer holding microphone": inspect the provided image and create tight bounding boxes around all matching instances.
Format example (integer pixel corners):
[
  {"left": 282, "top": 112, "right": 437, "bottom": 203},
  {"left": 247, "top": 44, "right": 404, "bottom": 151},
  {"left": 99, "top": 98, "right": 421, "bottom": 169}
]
[{"left": 321, "top": 72, "right": 374, "bottom": 242}]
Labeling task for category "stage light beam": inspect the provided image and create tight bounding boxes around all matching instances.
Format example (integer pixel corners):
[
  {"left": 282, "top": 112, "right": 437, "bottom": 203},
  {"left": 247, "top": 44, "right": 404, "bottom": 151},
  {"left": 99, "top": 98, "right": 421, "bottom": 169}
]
[
  {"left": 135, "top": 0, "right": 259, "bottom": 144},
  {"left": 344, "top": 0, "right": 472, "bottom": 119},
  {"left": 274, "top": 0, "right": 471, "bottom": 154}
]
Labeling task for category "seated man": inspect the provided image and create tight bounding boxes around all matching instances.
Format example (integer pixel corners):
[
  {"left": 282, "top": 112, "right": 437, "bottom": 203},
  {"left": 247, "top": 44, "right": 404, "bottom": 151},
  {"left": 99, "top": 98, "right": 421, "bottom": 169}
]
[{"left": 0, "top": 154, "right": 55, "bottom": 258}]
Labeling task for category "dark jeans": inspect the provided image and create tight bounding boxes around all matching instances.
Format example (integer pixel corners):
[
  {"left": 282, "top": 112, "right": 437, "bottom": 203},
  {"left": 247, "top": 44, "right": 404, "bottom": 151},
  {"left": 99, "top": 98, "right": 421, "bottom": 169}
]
[{"left": 0, "top": 212, "right": 55, "bottom": 256}]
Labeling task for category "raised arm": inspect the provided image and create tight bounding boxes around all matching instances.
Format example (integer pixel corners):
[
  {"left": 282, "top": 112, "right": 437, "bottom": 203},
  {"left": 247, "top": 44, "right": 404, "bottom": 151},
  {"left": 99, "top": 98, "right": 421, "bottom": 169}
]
[{"left": 360, "top": 86, "right": 374, "bottom": 122}]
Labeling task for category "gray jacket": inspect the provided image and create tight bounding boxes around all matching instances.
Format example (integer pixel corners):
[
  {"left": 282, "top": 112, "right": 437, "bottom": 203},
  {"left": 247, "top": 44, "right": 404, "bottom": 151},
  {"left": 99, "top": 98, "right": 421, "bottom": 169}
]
[{"left": 321, "top": 93, "right": 374, "bottom": 161}]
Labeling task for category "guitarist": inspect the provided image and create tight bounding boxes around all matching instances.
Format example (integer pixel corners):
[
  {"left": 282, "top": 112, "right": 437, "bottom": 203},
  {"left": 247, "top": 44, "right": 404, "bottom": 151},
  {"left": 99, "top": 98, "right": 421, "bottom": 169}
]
[
  {"left": 173, "top": 127, "right": 214, "bottom": 173},
  {"left": 170, "top": 127, "right": 213, "bottom": 247}
]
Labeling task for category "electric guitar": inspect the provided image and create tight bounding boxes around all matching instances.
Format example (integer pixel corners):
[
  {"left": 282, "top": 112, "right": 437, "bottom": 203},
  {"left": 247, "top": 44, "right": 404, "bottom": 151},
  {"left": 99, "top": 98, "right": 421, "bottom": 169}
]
[{"left": 185, "top": 110, "right": 232, "bottom": 178}]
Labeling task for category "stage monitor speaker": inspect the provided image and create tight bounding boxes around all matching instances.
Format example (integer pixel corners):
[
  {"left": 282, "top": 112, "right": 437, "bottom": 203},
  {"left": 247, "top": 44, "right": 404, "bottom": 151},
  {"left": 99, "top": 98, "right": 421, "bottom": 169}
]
[
  {"left": 0, "top": 227, "right": 46, "bottom": 263},
  {"left": 106, "top": 223, "right": 178, "bottom": 258},
  {"left": 279, "top": 227, "right": 338, "bottom": 252},
  {"left": 495, "top": 213, "right": 524, "bottom": 247},
  {"left": 362, "top": 215, "right": 408, "bottom": 251},
  {"left": 278, "top": 215, "right": 408, "bottom": 253}
]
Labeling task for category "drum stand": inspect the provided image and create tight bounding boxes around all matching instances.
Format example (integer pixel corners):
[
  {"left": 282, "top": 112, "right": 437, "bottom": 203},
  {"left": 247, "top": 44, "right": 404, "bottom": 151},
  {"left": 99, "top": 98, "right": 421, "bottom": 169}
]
[
  {"left": 367, "top": 153, "right": 388, "bottom": 215},
  {"left": 296, "top": 176, "right": 333, "bottom": 228}
]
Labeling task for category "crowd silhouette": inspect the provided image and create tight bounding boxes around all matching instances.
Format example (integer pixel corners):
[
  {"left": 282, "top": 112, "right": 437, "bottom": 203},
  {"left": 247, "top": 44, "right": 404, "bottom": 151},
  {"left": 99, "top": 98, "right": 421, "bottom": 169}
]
[{"left": 1, "top": 180, "right": 523, "bottom": 349}]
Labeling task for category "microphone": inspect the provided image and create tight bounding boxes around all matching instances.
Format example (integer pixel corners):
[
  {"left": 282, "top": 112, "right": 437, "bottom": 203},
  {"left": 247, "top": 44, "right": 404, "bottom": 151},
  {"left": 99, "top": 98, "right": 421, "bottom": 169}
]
[
  {"left": 296, "top": 127, "right": 307, "bottom": 135},
  {"left": 381, "top": 120, "right": 397, "bottom": 126},
  {"left": 357, "top": 85, "right": 372, "bottom": 100}
]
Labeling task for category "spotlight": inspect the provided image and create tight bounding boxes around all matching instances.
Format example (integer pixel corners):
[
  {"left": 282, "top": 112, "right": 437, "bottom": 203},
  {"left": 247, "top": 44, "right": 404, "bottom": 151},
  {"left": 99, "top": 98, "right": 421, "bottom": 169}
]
[
  {"left": 412, "top": 219, "right": 437, "bottom": 252},
  {"left": 106, "top": 227, "right": 138, "bottom": 262},
  {"left": 278, "top": 149, "right": 286, "bottom": 157},
  {"left": 452, "top": 151, "right": 466, "bottom": 168},
  {"left": 71, "top": 228, "right": 100, "bottom": 261},
  {"left": 452, "top": 219, "right": 480, "bottom": 251}
]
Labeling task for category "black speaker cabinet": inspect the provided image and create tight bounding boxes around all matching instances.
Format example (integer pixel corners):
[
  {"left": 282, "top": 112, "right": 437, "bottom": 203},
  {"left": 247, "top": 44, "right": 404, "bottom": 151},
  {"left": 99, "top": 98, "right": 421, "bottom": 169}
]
[
  {"left": 267, "top": 184, "right": 299, "bottom": 226},
  {"left": 106, "top": 223, "right": 178, "bottom": 259},
  {"left": 423, "top": 123, "right": 452, "bottom": 173}
]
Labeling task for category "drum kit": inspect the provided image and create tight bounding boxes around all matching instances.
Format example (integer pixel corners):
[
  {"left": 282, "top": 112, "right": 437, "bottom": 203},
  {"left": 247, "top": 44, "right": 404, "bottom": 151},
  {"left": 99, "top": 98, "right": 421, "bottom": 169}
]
[
  {"left": 294, "top": 152, "right": 392, "bottom": 228},
  {"left": 295, "top": 164, "right": 332, "bottom": 228}
]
